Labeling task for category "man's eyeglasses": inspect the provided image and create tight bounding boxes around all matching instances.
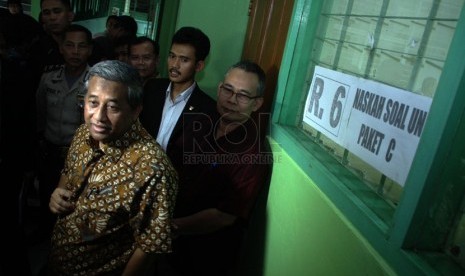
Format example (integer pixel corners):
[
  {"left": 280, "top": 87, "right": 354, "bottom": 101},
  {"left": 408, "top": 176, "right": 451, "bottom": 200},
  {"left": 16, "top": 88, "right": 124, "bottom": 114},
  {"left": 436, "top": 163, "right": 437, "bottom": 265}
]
[{"left": 219, "top": 85, "right": 261, "bottom": 104}]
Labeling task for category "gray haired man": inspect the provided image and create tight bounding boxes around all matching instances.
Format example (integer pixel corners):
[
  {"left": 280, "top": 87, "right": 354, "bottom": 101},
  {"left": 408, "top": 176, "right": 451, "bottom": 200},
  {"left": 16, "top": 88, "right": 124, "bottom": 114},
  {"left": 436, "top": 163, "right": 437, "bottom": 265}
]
[{"left": 48, "top": 60, "right": 178, "bottom": 275}]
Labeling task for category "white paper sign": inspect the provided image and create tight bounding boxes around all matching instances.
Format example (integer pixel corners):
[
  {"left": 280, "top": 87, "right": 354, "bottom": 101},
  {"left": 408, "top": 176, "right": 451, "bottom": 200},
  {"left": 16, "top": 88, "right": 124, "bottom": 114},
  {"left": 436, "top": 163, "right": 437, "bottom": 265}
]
[{"left": 303, "top": 66, "right": 432, "bottom": 185}]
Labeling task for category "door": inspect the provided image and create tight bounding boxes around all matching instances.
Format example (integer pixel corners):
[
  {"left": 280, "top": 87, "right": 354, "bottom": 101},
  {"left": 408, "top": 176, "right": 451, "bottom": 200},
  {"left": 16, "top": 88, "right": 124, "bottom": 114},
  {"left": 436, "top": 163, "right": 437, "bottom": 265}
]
[{"left": 241, "top": 0, "right": 295, "bottom": 136}]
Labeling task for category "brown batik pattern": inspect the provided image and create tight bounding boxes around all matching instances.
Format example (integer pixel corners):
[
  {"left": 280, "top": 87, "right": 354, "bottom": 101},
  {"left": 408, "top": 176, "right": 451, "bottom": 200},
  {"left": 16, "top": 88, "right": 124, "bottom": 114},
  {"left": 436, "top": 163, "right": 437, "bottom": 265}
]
[{"left": 49, "top": 120, "right": 178, "bottom": 275}]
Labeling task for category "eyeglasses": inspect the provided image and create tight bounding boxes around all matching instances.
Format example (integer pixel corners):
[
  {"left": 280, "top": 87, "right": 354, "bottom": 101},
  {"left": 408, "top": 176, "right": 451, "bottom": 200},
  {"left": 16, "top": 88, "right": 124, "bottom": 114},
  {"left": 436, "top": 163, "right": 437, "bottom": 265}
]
[
  {"left": 129, "top": 55, "right": 155, "bottom": 63},
  {"left": 219, "top": 84, "right": 261, "bottom": 104}
]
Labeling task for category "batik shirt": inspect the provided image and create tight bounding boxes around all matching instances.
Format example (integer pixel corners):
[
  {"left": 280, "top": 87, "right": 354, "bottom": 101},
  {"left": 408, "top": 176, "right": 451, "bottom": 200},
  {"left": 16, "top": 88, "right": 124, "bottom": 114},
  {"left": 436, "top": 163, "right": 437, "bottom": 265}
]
[{"left": 49, "top": 120, "right": 178, "bottom": 275}]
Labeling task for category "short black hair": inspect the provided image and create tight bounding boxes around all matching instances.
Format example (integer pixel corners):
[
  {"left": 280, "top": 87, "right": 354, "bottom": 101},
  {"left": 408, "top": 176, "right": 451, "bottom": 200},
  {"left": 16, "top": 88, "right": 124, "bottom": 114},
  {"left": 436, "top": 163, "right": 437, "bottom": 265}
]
[
  {"left": 7, "top": 0, "right": 23, "bottom": 13},
  {"left": 229, "top": 60, "right": 266, "bottom": 96},
  {"left": 172, "top": 26, "right": 210, "bottom": 62},
  {"left": 7, "top": 0, "right": 22, "bottom": 5},
  {"left": 129, "top": 36, "right": 159, "bottom": 56},
  {"left": 40, "top": 0, "right": 72, "bottom": 10},
  {"left": 61, "top": 24, "right": 92, "bottom": 45},
  {"left": 117, "top": 15, "right": 138, "bottom": 38},
  {"left": 106, "top": 15, "right": 118, "bottom": 25}
]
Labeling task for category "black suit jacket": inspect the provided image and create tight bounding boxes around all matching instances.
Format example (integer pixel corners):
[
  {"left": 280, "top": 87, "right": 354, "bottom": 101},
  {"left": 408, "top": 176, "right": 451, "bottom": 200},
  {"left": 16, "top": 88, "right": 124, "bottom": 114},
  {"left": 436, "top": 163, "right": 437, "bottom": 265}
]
[{"left": 140, "top": 78, "right": 217, "bottom": 170}]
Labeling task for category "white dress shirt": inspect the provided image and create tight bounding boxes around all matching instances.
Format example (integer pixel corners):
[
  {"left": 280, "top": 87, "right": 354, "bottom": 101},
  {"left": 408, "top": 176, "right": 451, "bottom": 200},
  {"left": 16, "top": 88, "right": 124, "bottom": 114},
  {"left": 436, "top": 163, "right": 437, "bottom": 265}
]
[{"left": 156, "top": 82, "right": 196, "bottom": 151}]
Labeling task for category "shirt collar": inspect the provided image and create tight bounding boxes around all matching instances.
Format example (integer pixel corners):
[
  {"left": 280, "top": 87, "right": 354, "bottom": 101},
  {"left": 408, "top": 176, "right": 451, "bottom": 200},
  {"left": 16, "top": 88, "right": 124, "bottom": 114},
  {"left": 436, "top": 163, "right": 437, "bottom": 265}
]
[
  {"left": 85, "top": 120, "right": 144, "bottom": 162},
  {"left": 165, "top": 82, "right": 196, "bottom": 103},
  {"left": 51, "top": 65, "right": 66, "bottom": 81},
  {"left": 51, "top": 65, "right": 90, "bottom": 83}
]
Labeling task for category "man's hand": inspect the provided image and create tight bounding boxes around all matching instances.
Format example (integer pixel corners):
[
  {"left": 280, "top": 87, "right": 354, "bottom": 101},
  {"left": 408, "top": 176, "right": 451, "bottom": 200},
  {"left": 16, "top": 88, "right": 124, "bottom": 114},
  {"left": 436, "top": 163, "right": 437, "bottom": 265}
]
[{"left": 49, "top": 187, "right": 75, "bottom": 215}]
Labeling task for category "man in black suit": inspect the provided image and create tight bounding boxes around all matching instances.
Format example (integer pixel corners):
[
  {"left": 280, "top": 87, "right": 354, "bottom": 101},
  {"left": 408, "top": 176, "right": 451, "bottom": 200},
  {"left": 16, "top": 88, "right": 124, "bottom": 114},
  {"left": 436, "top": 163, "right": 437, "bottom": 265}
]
[{"left": 140, "top": 26, "right": 216, "bottom": 171}]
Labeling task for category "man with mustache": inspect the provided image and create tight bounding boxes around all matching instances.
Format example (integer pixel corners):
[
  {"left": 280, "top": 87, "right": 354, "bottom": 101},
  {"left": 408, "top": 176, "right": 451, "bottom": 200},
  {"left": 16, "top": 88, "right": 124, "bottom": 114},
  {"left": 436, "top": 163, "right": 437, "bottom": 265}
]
[
  {"left": 140, "top": 26, "right": 216, "bottom": 171},
  {"left": 35, "top": 24, "right": 93, "bottom": 242},
  {"left": 47, "top": 60, "right": 178, "bottom": 275},
  {"left": 129, "top": 36, "right": 160, "bottom": 84}
]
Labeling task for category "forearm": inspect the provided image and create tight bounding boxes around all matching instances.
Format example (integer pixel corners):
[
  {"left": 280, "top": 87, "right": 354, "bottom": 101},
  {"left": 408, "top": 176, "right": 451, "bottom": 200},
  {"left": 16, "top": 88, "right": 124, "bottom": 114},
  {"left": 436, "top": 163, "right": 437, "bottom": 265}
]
[
  {"left": 173, "top": 208, "right": 237, "bottom": 236},
  {"left": 57, "top": 174, "right": 68, "bottom": 189}
]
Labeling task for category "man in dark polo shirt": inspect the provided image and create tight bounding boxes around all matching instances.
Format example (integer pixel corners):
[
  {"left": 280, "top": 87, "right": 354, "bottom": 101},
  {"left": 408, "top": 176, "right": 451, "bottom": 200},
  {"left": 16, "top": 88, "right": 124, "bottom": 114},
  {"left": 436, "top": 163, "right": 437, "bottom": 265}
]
[{"left": 164, "top": 60, "right": 273, "bottom": 276}]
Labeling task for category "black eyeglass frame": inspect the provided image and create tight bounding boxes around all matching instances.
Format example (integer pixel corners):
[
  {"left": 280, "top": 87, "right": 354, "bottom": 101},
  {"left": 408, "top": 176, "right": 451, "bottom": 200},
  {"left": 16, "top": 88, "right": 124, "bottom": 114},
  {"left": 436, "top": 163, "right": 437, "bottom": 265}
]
[{"left": 219, "top": 84, "right": 262, "bottom": 104}]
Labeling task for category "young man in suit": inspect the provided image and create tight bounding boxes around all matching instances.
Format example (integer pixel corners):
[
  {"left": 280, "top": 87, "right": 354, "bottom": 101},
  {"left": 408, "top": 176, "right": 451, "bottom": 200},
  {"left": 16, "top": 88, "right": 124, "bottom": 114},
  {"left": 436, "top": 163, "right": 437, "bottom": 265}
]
[{"left": 140, "top": 26, "right": 217, "bottom": 171}]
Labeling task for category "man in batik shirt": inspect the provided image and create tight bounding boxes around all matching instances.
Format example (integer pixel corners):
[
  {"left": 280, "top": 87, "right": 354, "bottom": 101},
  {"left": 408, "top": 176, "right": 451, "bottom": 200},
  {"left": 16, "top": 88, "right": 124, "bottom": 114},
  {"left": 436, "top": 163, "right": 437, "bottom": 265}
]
[{"left": 48, "top": 60, "right": 177, "bottom": 275}]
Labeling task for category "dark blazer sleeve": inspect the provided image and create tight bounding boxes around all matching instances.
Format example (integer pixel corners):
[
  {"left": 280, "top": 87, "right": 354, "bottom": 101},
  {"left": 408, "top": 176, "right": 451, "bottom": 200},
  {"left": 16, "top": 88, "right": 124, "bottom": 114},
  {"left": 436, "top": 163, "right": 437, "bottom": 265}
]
[{"left": 139, "top": 78, "right": 171, "bottom": 139}]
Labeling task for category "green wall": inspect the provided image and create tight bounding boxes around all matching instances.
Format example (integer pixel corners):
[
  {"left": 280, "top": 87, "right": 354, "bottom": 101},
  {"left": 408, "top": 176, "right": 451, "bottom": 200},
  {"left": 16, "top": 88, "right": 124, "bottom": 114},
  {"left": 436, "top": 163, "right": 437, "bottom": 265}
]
[
  {"left": 157, "top": 0, "right": 180, "bottom": 79},
  {"left": 173, "top": 0, "right": 250, "bottom": 98},
  {"left": 31, "top": 1, "right": 39, "bottom": 19},
  {"left": 239, "top": 140, "right": 396, "bottom": 275}
]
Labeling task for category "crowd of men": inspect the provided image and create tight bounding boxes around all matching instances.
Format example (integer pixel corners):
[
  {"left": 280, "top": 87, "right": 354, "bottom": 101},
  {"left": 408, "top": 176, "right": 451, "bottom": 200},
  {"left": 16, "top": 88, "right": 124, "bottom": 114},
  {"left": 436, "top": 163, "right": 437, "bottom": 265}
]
[{"left": 0, "top": 0, "right": 272, "bottom": 275}]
